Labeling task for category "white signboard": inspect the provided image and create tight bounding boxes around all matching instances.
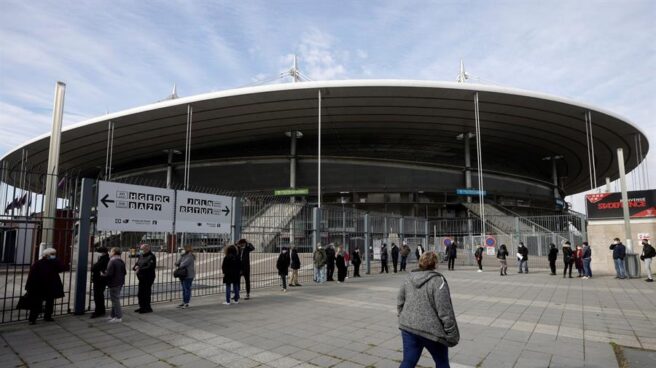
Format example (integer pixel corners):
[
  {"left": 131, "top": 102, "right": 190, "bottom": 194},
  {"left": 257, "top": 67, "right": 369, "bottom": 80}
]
[
  {"left": 97, "top": 181, "right": 175, "bottom": 232},
  {"left": 175, "top": 190, "right": 233, "bottom": 233}
]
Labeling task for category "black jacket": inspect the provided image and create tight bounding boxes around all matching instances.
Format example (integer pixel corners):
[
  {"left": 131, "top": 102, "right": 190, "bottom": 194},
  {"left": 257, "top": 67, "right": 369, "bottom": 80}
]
[
  {"left": 91, "top": 253, "right": 110, "bottom": 284},
  {"left": 336, "top": 253, "right": 346, "bottom": 270},
  {"left": 391, "top": 245, "right": 399, "bottom": 261},
  {"left": 325, "top": 247, "right": 336, "bottom": 265},
  {"left": 277, "top": 251, "right": 291, "bottom": 276},
  {"left": 290, "top": 249, "right": 301, "bottom": 270},
  {"left": 222, "top": 254, "right": 241, "bottom": 284},
  {"left": 447, "top": 244, "right": 457, "bottom": 258},
  {"left": 548, "top": 247, "right": 559, "bottom": 261},
  {"left": 134, "top": 252, "right": 156, "bottom": 279},
  {"left": 239, "top": 242, "right": 255, "bottom": 269},
  {"left": 518, "top": 246, "right": 528, "bottom": 260},
  {"left": 351, "top": 250, "right": 362, "bottom": 265},
  {"left": 610, "top": 243, "right": 626, "bottom": 260},
  {"left": 563, "top": 247, "right": 574, "bottom": 263},
  {"left": 642, "top": 244, "right": 656, "bottom": 259},
  {"left": 496, "top": 248, "right": 508, "bottom": 260},
  {"left": 26, "top": 258, "right": 65, "bottom": 299},
  {"left": 381, "top": 246, "right": 388, "bottom": 262}
]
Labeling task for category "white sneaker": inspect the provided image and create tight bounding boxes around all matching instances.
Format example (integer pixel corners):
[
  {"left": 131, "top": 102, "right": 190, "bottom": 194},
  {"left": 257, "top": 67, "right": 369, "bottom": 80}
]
[
  {"left": 477, "top": 269, "right": 483, "bottom": 273},
  {"left": 181, "top": 304, "right": 189, "bottom": 309},
  {"left": 108, "top": 318, "right": 122, "bottom": 323},
  {"left": 233, "top": 300, "right": 239, "bottom": 304},
  {"left": 282, "top": 289, "right": 287, "bottom": 293},
  {"left": 222, "top": 301, "right": 230, "bottom": 305}
]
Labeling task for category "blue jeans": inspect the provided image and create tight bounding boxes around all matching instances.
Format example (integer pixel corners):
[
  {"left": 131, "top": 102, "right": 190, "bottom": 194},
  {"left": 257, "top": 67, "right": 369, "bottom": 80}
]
[
  {"left": 518, "top": 259, "right": 528, "bottom": 273},
  {"left": 314, "top": 266, "right": 326, "bottom": 283},
  {"left": 226, "top": 282, "right": 240, "bottom": 303},
  {"left": 614, "top": 258, "right": 626, "bottom": 278},
  {"left": 181, "top": 278, "right": 193, "bottom": 304},
  {"left": 583, "top": 258, "right": 592, "bottom": 277},
  {"left": 400, "top": 330, "right": 449, "bottom": 368}
]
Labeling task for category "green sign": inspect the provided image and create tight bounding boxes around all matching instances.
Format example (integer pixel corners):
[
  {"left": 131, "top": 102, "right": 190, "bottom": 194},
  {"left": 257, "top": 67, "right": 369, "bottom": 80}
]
[{"left": 274, "top": 188, "right": 309, "bottom": 196}]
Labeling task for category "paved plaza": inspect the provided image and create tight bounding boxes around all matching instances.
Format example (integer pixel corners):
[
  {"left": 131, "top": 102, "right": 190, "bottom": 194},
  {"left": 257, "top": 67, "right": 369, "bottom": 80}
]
[{"left": 1, "top": 268, "right": 655, "bottom": 368}]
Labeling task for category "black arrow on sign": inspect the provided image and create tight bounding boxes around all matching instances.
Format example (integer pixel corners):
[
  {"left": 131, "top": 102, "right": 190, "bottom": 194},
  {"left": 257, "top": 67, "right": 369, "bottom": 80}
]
[
  {"left": 100, "top": 194, "right": 115, "bottom": 208},
  {"left": 222, "top": 206, "right": 230, "bottom": 216}
]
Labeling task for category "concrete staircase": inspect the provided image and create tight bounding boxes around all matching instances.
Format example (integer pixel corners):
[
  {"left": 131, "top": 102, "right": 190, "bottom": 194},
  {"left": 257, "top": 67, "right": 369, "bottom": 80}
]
[{"left": 241, "top": 203, "right": 304, "bottom": 251}]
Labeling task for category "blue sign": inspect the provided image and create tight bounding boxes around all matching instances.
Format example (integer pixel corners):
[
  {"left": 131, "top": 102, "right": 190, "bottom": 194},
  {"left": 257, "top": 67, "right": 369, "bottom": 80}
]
[{"left": 456, "top": 188, "right": 487, "bottom": 196}]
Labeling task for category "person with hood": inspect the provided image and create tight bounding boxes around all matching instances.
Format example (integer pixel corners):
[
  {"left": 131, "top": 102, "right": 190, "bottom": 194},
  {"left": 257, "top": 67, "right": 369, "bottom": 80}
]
[
  {"left": 313, "top": 243, "right": 327, "bottom": 283},
  {"left": 548, "top": 243, "right": 558, "bottom": 275},
  {"left": 446, "top": 241, "right": 457, "bottom": 271},
  {"left": 351, "top": 247, "right": 362, "bottom": 277},
  {"left": 400, "top": 242, "right": 411, "bottom": 271},
  {"left": 415, "top": 244, "right": 425, "bottom": 261},
  {"left": 90, "top": 247, "right": 110, "bottom": 318},
  {"left": 289, "top": 246, "right": 302, "bottom": 287},
  {"left": 325, "top": 243, "right": 336, "bottom": 281},
  {"left": 582, "top": 241, "right": 592, "bottom": 279},
  {"left": 237, "top": 239, "right": 255, "bottom": 300},
  {"left": 133, "top": 243, "right": 156, "bottom": 313},
  {"left": 380, "top": 243, "right": 389, "bottom": 273},
  {"left": 391, "top": 243, "right": 400, "bottom": 273},
  {"left": 276, "top": 246, "right": 291, "bottom": 292},
  {"left": 101, "top": 247, "right": 127, "bottom": 323},
  {"left": 562, "top": 241, "right": 574, "bottom": 278},
  {"left": 222, "top": 245, "right": 241, "bottom": 304},
  {"left": 397, "top": 251, "right": 459, "bottom": 367},
  {"left": 640, "top": 240, "right": 655, "bottom": 282},
  {"left": 517, "top": 242, "right": 529, "bottom": 273},
  {"left": 610, "top": 237, "right": 627, "bottom": 279},
  {"left": 174, "top": 244, "right": 195, "bottom": 308},
  {"left": 474, "top": 245, "right": 484, "bottom": 272},
  {"left": 25, "top": 248, "right": 66, "bottom": 325},
  {"left": 497, "top": 244, "right": 508, "bottom": 276},
  {"left": 336, "top": 245, "right": 348, "bottom": 282},
  {"left": 574, "top": 244, "right": 584, "bottom": 277}
]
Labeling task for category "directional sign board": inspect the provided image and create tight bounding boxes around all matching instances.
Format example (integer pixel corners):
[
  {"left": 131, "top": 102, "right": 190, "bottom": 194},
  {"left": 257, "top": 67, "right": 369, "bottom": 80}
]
[
  {"left": 175, "top": 190, "right": 233, "bottom": 233},
  {"left": 456, "top": 188, "right": 487, "bottom": 196},
  {"left": 97, "top": 181, "right": 175, "bottom": 232}
]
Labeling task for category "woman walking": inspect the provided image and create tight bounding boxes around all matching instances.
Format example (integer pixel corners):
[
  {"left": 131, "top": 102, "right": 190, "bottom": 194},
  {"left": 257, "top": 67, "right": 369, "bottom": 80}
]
[
  {"left": 562, "top": 241, "right": 574, "bottom": 278},
  {"left": 336, "top": 245, "right": 347, "bottom": 282},
  {"left": 352, "top": 247, "right": 362, "bottom": 277},
  {"left": 548, "top": 243, "right": 558, "bottom": 275},
  {"left": 289, "top": 246, "right": 302, "bottom": 286},
  {"left": 222, "top": 245, "right": 241, "bottom": 305},
  {"left": 175, "top": 244, "right": 195, "bottom": 308},
  {"left": 398, "top": 251, "right": 459, "bottom": 367},
  {"left": 102, "top": 247, "right": 127, "bottom": 323},
  {"left": 277, "top": 246, "right": 291, "bottom": 292},
  {"left": 497, "top": 244, "right": 508, "bottom": 276}
]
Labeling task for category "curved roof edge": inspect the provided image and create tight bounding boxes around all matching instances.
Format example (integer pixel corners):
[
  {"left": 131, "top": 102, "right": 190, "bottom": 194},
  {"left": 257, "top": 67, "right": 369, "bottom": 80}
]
[{"left": 1, "top": 79, "right": 648, "bottom": 162}]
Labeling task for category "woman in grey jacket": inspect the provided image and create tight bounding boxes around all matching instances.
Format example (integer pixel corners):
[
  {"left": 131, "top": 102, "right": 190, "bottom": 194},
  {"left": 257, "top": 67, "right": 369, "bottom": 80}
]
[
  {"left": 398, "top": 251, "right": 459, "bottom": 367},
  {"left": 175, "top": 244, "right": 195, "bottom": 308}
]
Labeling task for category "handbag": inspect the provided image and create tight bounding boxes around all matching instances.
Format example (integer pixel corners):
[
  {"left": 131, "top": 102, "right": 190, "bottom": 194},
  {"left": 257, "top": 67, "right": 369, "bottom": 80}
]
[
  {"left": 16, "top": 293, "right": 31, "bottom": 310},
  {"left": 173, "top": 267, "right": 188, "bottom": 279}
]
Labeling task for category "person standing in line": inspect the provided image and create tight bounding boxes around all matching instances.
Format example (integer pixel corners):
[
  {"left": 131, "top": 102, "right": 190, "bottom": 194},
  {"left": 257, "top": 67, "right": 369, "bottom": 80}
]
[
  {"left": 400, "top": 242, "right": 411, "bottom": 271},
  {"left": 25, "top": 248, "right": 66, "bottom": 325},
  {"left": 517, "top": 242, "right": 529, "bottom": 274},
  {"left": 102, "top": 247, "right": 126, "bottom": 323},
  {"left": 562, "top": 241, "right": 574, "bottom": 278},
  {"left": 415, "top": 244, "right": 425, "bottom": 261},
  {"left": 336, "top": 245, "right": 348, "bottom": 282},
  {"left": 90, "top": 247, "right": 110, "bottom": 318},
  {"left": 325, "top": 243, "right": 336, "bottom": 281},
  {"left": 276, "top": 246, "right": 291, "bottom": 292},
  {"left": 380, "top": 243, "right": 389, "bottom": 273},
  {"left": 497, "top": 244, "right": 508, "bottom": 276},
  {"left": 610, "top": 237, "right": 627, "bottom": 279},
  {"left": 447, "top": 241, "right": 457, "bottom": 271},
  {"left": 344, "top": 246, "right": 351, "bottom": 278},
  {"left": 582, "top": 242, "right": 592, "bottom": 279},
  {"left": 640, "top": 240, "right": 655, "bottom": 282},
  {"left": 474, "top": 245, "right": 484, "bottom": 272},
  {"left": 574, "top": 244, "right": 584, "bottom": 277},
  {"left": 548, "top": 243, "right": 558, "bottom": 275},
  {"left": 313, "top": 243, "right": 327, "bottom": 283},
  {"left": 352, "top": 247, "right": 362, "bottom": 277},
  {"left": 397, "top": 251, "right": 459, "bottom": 367},
  {"left": 222, "top": 245, "right": 241, "bottom": 305},
  {"left": 174, "top": 244, "right": 195, "bottom": 308},
  {"left": 133, "top": 244, "right": 156, "bottom": 314},
  {"left": 289, "top": 246, "right": 302, "bottom": 286},
  {"left": 237, "top": 239, "right": 255, "bottom": 300},
  {"left": 391, "top": 243, "right": 400, "bottom": 273}
]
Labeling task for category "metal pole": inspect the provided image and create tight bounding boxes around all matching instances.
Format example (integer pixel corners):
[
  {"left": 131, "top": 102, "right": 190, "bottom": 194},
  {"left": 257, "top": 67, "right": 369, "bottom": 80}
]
[
  {"left": 473, "top": 92, "right": 486, "bottom": 240},
  {"left": 464, "top": 134, "right": 472, "bottom": 203},
  {"left": 342, "top": 203, "right": 346, "bottom": 247},
  {"left": 231, "top": 197, "right": 242, "bottom": 244},
  {"left": 312, "top": 207, "right": 322, "bottom": 251},
  {"left": 317, "top": 90, "right": 322, "bottom": 208},
  {"left": 605, "top": 177, "right": 611, "bottom": 193},
  {"left": 41, "top": 81, "right": 66, "bottom": 254},
  {"left": 364, "top": 214, "right": 370, "bottom": 274},
  {"left": 289, "top": 131, "right": 298, "bottom": 245},
  {"left": 73, "top": 178, "right": 93, "bottom": 315},
  {"left": 617, "top": 148, "right": 633, "bottom": 252},
  {"left": 166, "top": 149, "right": 174, "bottom": 189},
  {"left": 551, "top": 156, "right": 559, "bottom": 200}
]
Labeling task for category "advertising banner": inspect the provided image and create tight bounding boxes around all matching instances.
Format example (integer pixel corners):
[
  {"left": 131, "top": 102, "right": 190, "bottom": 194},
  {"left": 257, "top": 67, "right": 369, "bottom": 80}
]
[
  {"left": 175, "top": 191, "right": 233, "bottom": 233},
  {"left": 97, "top": 181, "right": 175, "bottom": 232},
  {"left": 586, "top": 190, "right": 656, "bottom": 220}
]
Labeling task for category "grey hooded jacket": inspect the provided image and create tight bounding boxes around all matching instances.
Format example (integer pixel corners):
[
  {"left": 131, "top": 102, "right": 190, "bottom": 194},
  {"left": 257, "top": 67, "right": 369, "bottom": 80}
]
[
  {"left": 397, "top": 270, "right": 460, "bottom": 347},
  {"left": 175, "top": 252, "right": 195, "bottom": 279}
]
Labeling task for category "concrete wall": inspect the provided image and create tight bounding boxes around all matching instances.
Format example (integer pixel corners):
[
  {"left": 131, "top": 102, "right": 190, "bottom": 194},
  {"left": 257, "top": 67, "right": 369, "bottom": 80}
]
[{"left": 588, "top": 218, "right": 656, "bottom": 276}]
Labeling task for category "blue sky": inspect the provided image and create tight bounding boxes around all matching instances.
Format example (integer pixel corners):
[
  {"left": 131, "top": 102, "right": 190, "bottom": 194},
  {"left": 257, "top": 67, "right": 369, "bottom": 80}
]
[{"left": 1, "top": 0, "right": 654, "bottom": 209}]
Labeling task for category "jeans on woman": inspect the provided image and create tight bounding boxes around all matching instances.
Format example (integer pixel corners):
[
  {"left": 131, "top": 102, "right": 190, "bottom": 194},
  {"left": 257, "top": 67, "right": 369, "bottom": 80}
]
[
  {"left": 583, "top": 258, "right": 592, "bottom": 277},
  {"left": 109, "top": 286, "right": 123, "bottom": 319},
  {"left": 181, "top": 278, "right": 193, "bottom": 304},
  {"left": 400, "top": 330, "right": 449, "bottom": 368},
  {"left": 226, "top": 283, "right": 239, "bottom": 303},
  {"left": 314, "top": 266, "right": 326, "bottom": 283}
]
